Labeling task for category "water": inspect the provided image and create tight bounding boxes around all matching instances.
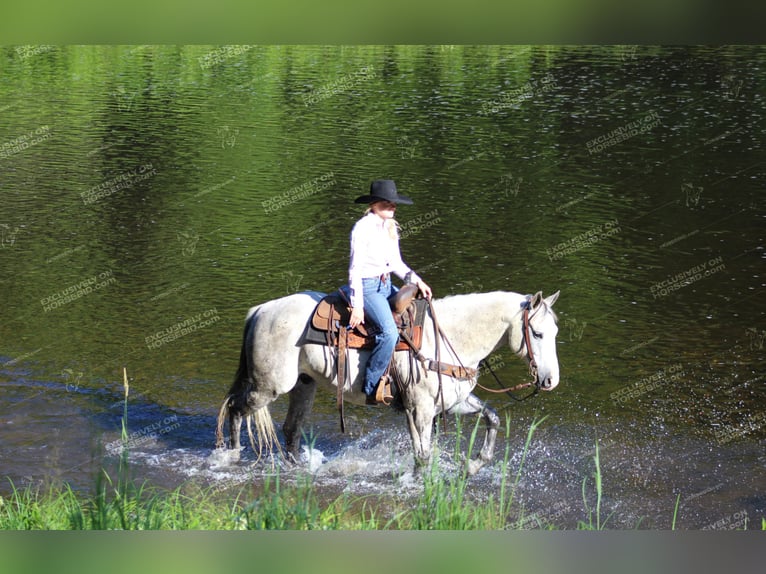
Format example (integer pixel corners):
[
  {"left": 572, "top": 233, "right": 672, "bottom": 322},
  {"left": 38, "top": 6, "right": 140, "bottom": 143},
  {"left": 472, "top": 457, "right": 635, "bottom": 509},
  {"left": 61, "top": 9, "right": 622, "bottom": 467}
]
[{"left": 0, "top": 45, "right": 764, "bottom": 529}]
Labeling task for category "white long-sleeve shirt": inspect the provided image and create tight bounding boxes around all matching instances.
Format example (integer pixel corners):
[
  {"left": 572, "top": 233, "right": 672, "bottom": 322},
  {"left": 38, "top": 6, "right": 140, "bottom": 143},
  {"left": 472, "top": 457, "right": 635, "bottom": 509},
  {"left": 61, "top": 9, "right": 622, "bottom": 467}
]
[{"left": 348, "top": 212, "right": 420, "bottom": 309}]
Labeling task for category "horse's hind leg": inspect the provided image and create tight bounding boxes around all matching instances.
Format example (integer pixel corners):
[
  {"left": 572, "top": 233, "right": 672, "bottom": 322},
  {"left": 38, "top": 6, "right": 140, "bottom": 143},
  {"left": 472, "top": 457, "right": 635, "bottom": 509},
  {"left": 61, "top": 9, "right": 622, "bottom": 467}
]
[
  {"left": 283, "top": 375, "right": 317, "bottom": 462},
  {"left": 220, "top": 392, "right": 248, "bottom": 456},
  {"left": 449, "top": 393, "right": 500, "bottom": 476},
  {"left": 229, "top": 410, "right": 243, "bottom": 450}
]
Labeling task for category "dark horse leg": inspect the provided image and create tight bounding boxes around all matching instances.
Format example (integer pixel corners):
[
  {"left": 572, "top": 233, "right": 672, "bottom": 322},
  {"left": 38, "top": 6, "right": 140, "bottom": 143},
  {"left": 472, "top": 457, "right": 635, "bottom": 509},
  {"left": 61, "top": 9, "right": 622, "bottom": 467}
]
[
  {"left": 448, "top": 392, "right": 500, "bottom": 476},
  {"left": 214, "top": 392, "right": 247, "bottom": 455},
  {"left": 228, "top": 399, "right": 244, "bottom": 451},
  {"left": 282, "top": 374, "right": 317, "bottom": 462}
]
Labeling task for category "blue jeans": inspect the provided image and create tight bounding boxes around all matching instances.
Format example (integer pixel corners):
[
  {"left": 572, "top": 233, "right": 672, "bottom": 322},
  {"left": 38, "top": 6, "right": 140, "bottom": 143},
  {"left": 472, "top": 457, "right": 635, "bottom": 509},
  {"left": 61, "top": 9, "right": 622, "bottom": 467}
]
[{"left": 358, "top": 276, "right": 399, "bottom": 396}]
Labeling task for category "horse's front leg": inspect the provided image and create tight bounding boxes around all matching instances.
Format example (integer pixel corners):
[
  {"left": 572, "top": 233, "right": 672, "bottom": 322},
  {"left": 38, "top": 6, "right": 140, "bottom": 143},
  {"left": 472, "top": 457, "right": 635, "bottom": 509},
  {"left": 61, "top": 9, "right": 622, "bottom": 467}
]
[
  {"left": 282, "top": 375, "right": 317, "bottom": 462},
  {"left": 448, "top": 393, "right": 500, "bottom": 476},
  {"left": 404, "top": 398, "right": 436, "bottom": 472}
]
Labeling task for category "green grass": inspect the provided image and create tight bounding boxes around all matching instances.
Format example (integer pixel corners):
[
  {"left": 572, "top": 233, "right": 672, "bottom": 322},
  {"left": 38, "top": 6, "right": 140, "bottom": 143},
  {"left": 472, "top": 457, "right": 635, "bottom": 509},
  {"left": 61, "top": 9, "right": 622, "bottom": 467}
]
[
  {"left": 0, "top": 476, "right": 229, "bottom": 530},
  {"left": 2, "top": 376, "right": 763, "bottom": 530},
  {"left": 387, "top": 414, "right": 546, "bottom": 529},
  {"left": 578, "top": 439, "right": 609, "bottom": 529}
]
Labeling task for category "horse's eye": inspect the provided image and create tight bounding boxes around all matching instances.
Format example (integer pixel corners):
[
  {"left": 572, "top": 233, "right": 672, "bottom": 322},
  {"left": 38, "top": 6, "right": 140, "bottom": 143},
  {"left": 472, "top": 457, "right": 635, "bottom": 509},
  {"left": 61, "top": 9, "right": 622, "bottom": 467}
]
[{"left": 532, "top": 330, "right": 543, "bottom": 340}]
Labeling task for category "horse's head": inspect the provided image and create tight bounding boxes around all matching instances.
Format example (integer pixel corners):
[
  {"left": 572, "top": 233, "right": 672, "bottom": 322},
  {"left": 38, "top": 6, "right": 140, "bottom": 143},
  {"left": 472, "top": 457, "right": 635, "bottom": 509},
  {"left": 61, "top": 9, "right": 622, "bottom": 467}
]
[{"left": 520, "top": 290, "right": 560, "bottom": 391}]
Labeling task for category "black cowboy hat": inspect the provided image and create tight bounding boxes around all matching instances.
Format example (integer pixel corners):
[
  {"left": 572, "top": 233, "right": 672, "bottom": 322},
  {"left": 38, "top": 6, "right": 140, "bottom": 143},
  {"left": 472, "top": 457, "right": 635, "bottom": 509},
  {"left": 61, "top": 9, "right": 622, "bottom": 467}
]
[{"left": 354, "top": 179, "right": 414, "bottom": 205}]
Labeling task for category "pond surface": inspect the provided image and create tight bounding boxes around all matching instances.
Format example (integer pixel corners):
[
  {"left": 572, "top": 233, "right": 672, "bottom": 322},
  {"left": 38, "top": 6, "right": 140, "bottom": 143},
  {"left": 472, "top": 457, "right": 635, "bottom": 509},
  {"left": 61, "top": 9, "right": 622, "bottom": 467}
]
[{"left": 1, "top": 45, "right": 764, "bottom": 529}]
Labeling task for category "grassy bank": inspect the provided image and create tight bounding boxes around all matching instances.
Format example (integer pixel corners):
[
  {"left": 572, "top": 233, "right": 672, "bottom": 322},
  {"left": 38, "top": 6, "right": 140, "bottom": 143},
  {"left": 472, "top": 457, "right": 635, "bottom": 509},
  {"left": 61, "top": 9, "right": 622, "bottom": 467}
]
[
  {"left": 2, "top": 431, "right": 764, "bottom": 530},
  {"left": 3, "top": 375, "right": 762, "bottom": 530},
  {"left": 0, "top": 414, "right": 573, "bottom": 530}
]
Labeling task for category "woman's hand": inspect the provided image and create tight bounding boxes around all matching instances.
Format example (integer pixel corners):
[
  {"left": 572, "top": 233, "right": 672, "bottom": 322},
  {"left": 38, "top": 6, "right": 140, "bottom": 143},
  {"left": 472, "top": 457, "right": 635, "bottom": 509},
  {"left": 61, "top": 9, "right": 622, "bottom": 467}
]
[
  {"left": 417, "top": 280, "right": 433, "bottom": 300},
  {"left": 349, "top": 306, "right": 365, "bottom": 329}
]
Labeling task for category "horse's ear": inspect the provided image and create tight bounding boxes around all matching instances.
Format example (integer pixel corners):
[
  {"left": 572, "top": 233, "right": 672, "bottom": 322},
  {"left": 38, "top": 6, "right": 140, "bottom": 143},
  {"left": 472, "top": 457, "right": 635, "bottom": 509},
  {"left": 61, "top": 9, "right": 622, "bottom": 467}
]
[
  {"left": 544, "top": 290, "right": 560, "bottom": 307},
  {"left": 530, "top": 291, "right": 544, "bottom": 309}
]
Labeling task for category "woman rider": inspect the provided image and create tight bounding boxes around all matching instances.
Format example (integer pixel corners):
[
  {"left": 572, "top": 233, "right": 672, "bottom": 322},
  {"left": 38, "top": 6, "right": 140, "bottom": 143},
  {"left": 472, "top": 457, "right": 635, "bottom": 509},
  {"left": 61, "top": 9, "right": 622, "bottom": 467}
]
[{"left": 347, "top": 179, "right": 432, "bottom": 404}]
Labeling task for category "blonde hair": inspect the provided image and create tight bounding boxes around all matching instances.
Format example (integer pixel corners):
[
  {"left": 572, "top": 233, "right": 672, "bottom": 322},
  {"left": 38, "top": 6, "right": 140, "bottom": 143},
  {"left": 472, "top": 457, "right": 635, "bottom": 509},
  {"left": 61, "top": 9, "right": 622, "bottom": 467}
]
[{"left": 364, "top": 206, "right": 400, "bottom": 240}]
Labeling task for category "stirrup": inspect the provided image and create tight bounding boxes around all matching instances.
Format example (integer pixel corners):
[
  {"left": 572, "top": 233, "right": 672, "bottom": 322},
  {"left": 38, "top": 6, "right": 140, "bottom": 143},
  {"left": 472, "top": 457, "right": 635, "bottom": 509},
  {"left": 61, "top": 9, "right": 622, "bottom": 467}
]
[{"left": 375, "top": 375, "right": 394, "bottom": 405}]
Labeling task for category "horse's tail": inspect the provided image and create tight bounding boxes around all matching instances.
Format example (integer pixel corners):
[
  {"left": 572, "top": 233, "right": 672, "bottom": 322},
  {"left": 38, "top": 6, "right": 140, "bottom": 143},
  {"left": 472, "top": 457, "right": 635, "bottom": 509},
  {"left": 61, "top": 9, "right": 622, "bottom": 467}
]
[
  {"left": 215, "top": 306, "right": 282, "bottom": 461},
  {"left": 245, "top": 406, "right": 281, "bottom": 464},
  {"left": 215, "top": 307, "right": 258, "bottom": 449},
  {"left": 230, "top": 306, "right": 259, "bottom": 394},
  {"left": 214, "top": 396, "right": 232, "bottom": 449},
  {"left": 216, "top": 396, "right": 280, "bottom": 463}
]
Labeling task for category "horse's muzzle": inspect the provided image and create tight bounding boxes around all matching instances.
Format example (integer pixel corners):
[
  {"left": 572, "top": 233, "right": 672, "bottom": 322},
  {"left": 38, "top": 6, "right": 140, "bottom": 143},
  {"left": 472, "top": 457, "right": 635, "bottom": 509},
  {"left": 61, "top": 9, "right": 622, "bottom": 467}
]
[{"left": 539, "top": 376, "right": 558, "bottom": 391}]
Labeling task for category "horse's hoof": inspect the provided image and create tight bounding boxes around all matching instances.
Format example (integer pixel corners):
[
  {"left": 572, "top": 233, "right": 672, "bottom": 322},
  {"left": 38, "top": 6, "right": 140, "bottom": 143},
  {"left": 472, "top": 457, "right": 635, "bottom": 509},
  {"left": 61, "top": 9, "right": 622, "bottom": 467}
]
[
  {"left": 207, "top": 446, "right": 241, "bottom": 466},
  {"left": 466, "top": 458, "right": 483, "bottom": 476},
  {"left": 285, "top": 451, "right": 299, "bottom": 465}
]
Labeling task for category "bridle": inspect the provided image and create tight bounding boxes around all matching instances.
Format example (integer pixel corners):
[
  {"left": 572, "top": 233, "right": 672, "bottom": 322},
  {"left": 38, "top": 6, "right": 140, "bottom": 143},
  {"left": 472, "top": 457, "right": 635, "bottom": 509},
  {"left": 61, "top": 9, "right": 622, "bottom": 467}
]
[
  {"left": 476, "top": 297, "right": 542, "bottom": 402},
  {"left": 521, "top": 302, "right": 540, "bottom": 382}
]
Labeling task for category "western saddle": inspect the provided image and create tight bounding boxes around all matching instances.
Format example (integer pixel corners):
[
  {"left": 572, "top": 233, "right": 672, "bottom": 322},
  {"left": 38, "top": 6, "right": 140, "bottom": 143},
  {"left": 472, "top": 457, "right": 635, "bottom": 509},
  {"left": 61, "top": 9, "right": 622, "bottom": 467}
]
[{"left": 309, "top": 283, "right": 423, "bottom": 352}]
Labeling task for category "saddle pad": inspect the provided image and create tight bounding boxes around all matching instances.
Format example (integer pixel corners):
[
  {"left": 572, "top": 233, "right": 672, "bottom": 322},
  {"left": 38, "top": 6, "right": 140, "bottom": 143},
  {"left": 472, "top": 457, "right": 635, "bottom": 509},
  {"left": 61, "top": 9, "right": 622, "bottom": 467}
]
[{"left": 311, "top": 294, "right": 343, "bottom": 329}]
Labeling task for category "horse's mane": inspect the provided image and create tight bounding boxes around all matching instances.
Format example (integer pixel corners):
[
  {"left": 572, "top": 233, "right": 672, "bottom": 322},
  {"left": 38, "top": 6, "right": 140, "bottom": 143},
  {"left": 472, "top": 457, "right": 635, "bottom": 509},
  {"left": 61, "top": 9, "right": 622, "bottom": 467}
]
[
  {"left": 433, "top": 290, "right": 509, "bottom": 304},
  {"left": 433, "top": 290, "right": 558, "bottom": 323}
]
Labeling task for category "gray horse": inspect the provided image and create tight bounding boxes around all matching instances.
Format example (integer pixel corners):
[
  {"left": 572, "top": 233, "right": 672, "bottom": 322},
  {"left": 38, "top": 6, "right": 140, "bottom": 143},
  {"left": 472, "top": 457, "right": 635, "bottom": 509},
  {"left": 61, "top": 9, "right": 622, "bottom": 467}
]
[{"left": 216, "top": 289, "right": 560, "bottom": 475}]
